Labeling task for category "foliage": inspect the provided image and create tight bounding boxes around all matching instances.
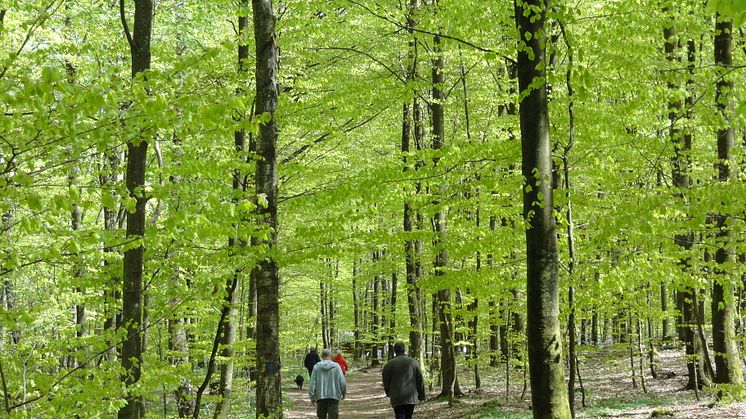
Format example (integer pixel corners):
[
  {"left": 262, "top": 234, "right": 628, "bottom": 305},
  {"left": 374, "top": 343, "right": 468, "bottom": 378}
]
[{"left": 0, "top": 0, "right": 744, "bottom": 416}]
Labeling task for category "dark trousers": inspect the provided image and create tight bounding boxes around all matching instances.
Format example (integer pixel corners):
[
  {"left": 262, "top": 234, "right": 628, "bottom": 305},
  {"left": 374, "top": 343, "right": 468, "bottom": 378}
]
[
  {"left": 316, "top": 398, "right": 339, "bottom": 419},
  {"left": 393, "top": 404, "right": 415, "bottom": 419}
]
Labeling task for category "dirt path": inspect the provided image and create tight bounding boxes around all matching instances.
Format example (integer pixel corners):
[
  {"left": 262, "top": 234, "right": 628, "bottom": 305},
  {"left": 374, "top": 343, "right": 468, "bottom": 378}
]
[
  {"left": 284, "top": 349, "right": 746, "bottom": 418},
  {"left": 284, "top": 366, "right": 497, "bottom": 418},
  {"left": 285, "top": 368, "right": 392, "bottom": 418}
]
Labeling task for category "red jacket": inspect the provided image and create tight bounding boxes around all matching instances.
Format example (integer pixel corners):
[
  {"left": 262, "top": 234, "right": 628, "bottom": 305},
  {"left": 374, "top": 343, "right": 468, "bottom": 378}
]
[{"left": 332, "top": 354, "right": 349, "bottom": 375}]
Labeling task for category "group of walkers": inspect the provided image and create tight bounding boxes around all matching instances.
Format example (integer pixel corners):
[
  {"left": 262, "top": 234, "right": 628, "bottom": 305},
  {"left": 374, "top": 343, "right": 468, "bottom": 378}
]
[{"left": 302, "top": 342, "right": 426, "bottom": 419}]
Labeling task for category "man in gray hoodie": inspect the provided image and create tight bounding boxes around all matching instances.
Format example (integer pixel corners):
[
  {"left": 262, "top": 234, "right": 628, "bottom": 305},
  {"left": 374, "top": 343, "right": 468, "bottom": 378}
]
[
  {"left": 382, "top": 342, "right": 425, "bottom": 419},
  {"left": 309, "top": 349, "right": 346, "bottom": 419}
]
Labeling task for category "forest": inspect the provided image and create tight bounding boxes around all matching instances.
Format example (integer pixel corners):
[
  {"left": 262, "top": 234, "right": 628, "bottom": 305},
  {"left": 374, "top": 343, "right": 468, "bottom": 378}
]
[{"left": 1, "top": 0, "right": 746, "bottom": 418}]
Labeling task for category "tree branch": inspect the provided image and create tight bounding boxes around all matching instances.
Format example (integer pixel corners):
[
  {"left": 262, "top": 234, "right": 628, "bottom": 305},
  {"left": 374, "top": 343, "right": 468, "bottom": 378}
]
[
  {"left": 119, "top": 0, "right": 134, "bottom": 49},
  {"left": 0, "top": 1, "right": 64, "bottom": 80},
  {"left": 345, "top": 0, "right": 515, "bottom": 63}
]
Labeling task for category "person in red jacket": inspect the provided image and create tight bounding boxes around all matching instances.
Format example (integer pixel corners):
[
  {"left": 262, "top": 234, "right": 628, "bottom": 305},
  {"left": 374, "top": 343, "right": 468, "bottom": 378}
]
[{"left": 332, "top": 349, "right": 350, "bottom": 375}]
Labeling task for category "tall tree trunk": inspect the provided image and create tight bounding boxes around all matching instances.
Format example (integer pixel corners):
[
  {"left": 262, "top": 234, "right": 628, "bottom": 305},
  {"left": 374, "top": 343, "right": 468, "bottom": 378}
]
[
  {"left": 253, "top": 0, "right": 282, "bottom": 415},
  {"left": 403, "top": 0, "right": 426, "bottom": 358},
  {"left": 514, "top": 1, "right": 571, "bottom": 416},
  {"left": 712, "top": 12, "right": 743, "bottom": 389},
  {"left": 430, "top": 26, "right": 457, "bottom": 400},
  {"left": 119, "top": 1, "right": 153, "bottom": 417},
  {"left": 664, "top": 14, "right": 707, "bottom": 390}
]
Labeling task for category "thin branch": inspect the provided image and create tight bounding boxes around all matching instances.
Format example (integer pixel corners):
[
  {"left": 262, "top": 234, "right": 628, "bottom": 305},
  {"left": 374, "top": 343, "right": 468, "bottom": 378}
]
[
  {"left": 345, "top": 0, "right": 515, "bottom": 63},
  {"left": 281, "top": 106, "right": 389, "bottom": 164},
  {"left": 0, "top": 355, "right": 9, "bottom": 414},
  {"left": 309, "top": 46, "right": 405, "bottom": 84},
  {"left": 0, "top": 1, "right": 64, "bottom": 80},
  {"left": 119, "top": 0, "right": 134, "bottom": 50}
]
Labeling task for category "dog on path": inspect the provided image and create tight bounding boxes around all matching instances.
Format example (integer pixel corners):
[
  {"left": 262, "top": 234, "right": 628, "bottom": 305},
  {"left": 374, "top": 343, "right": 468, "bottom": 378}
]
[{"left": 294, "top": 374, "right": 304, "bottom": 389}]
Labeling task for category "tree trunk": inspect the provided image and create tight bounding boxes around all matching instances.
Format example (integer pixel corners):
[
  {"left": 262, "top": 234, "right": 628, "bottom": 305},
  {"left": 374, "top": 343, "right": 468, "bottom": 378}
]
[
  {"left": 252, "top": 0, "right": 282, "bottom": 415},
  {"left": 321, "top": 279, "right": 329, "bottom": 349},
  {"left": 169, "top": 314, "right": 192, "bottom": 417},
  {"left": 514, "top": 1, "right": 571, "bottom": 416},
  {"left": 352, "top": 262, "right": 361, "bottom": 361},
  {"left": 712, "top": 13, "right": 744, "bottom": 389},
  {"left": 489, "top": 299, "right": 499, "bottom": 367},
  {"left": 389, "top": 271, "right": 398, "bottom": 360},
  {"left": 101, "top": 151, "right": 122, "bottom": 361},
  {"left": 371, "top": 258, "right": 381, "bottom": 367},
  {"left": 660, "top": 284, "right": 668, "bottom": 339},
  {"left": 467, "top": 295, "right": 480, "bottom": 388},
  {"left": 402, "top": 0, "right": 425, "bottom": 359},
  {"left": 683, "top": 289, "right": 711, "bottom": 388},
  {"left": 119, "top": 1, "right": 153, "bottom": 416},
  {"left": 430, "top": 26, "right": 457, "bottom": 399},
  {"left": 591, "top": 310, "right": 598, "bottom": 347}
]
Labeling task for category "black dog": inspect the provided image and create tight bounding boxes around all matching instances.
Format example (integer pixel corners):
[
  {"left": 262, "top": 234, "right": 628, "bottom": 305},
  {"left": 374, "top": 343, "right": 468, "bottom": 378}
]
[{"left": 295, "top": 375, "right": 304, "bottom": 389}]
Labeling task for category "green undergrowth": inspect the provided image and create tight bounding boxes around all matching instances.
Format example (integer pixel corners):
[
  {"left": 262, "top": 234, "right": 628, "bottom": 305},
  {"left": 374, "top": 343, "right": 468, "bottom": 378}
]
[
  {"left": 580, "top": 393, "right": 670, "bottom": 417},
  {"left": 471, "top": 400, "right": 531, "bottom": 418}
]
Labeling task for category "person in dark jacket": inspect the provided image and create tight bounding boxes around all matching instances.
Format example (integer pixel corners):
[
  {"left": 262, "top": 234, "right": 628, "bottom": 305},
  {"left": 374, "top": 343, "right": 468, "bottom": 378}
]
[
  {"left": 304, "top": 347, "right": 321, "bottom": 377},
  {"left": 382, "top": 342, "right": 426, "bottom": 419}
]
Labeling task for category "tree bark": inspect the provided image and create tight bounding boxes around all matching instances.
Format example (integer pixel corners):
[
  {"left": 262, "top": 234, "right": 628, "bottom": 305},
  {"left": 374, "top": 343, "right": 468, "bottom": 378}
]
[
  {"left": 514, "top": 0, "right": 571, "bottom": 416},
  {"left": 321, "top": 279, "right": 329, "bottom": 349},
  {"left": 119, "top": 1, "right": 153, "bottom": 417},
  {"left": 101, "top": 151, "right": 122, "bottom": 361},
  {"left": 712, "top": 12, "right": 743, "bottom": 389},
  {"left": 253, "top": 0, "right": 282, "bottom": 415},
  {"left": 352, "top": 262, "right": 361, "bottom": 361},
  {"left": 402, "top": 8, "right": 426, "bottom": 358},
  {"left": 430, "top": 27, "right": 457, "bottom": 399},
  {"left": 388, "top": 271, "right": 398, "bottom": 360}
]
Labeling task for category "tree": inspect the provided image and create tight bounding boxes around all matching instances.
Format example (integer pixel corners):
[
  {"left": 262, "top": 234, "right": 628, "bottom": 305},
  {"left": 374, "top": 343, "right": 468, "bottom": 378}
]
[
  {"left": 119, "top": 0, "right": 153, "bottom": 417},
  {"left": 253, "top": 0, "right": 282, "bottom": 415},
  {"left": 711, "top": 10, "right": 743, "bottom": 391},
  {"left": 514, "top": 0, "right": 571, "bottom": 417}
]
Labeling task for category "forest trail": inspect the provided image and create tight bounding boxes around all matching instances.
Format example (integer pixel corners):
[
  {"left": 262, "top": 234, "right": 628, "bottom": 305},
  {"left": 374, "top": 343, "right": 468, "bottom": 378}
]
[{"left": 285, "top": 367, "right": 392, "bottom": 418}]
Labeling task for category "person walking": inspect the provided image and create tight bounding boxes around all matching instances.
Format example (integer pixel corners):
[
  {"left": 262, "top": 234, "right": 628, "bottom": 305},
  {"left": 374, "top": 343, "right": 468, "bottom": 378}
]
[
  {"left": 309, "top": 349, "right": 347, "bottom": 419},
  {"left": 332, "top": 349, "right": 350, "bottom": 375},
  {"left": 304, "top": 347, "right": 321, "bottom": 378},
  {"left": 382, "top": 342, "right": 426, "bottom": 419}
]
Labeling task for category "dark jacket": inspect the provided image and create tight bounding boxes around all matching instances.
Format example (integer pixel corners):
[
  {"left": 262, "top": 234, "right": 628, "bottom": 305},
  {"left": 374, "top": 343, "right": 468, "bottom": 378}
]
[
  {"left": 382, "top": 355, "right": 425, "bottom": 407},
  {"left": 304, "top": 350, "right": 321, "bottom": 374}
]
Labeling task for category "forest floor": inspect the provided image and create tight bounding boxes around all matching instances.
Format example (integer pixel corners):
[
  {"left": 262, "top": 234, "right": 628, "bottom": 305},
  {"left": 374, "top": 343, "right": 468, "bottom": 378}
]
[{"left": 284, "top": 345, "right": 746, "bottom": 418}]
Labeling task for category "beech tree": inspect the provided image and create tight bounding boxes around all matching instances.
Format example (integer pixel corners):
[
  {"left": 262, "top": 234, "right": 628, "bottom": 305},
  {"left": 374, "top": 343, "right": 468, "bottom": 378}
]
[
  {"left": 119, "top": 0, "right": 153, "bottom": 417},
  {"left": 514, "top": 0, "right": 571, "bottom": 416},
  {"left": 1, "top": 1, "right": 746, "bottom": 417},
  {"left": 252, "top": 0, "right": 282, "bottom": 415}
]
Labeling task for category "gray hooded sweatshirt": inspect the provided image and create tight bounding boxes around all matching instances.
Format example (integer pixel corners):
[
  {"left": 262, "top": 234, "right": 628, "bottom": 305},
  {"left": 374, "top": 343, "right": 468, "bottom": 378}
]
[{"left": 309, "top": 360, "right": 347, "bottom": 401}]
